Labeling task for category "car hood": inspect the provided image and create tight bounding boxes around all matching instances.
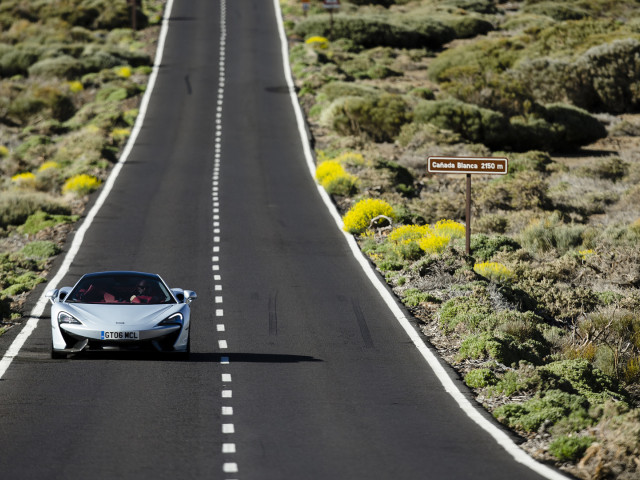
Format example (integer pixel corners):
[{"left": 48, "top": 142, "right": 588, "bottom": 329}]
[{"left": 60, "top": 303, "right": 180, "bottom": 328}]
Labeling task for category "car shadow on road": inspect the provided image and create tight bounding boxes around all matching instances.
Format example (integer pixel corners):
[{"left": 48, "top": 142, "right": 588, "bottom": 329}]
[
  {"left": 189, "top": 352, "right": 324, "bottom": 363},
  {"left": 67, "top": 351, "right": 323, "bottom": 363}
]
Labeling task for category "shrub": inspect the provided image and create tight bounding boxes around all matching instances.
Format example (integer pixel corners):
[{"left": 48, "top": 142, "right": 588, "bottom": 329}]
[
  {"left": 572, "top": 39, "right": 640, "bottom": 113},
  {"left": 470, "top": 234, "right": 521, "bottom": 261},
  {"left": 2, "top": 272, "right": 46, "bottom": 297},
  {"left": 438, "top": 295, "right": 493, "bottom": 333},
  {"left": 520, "top": 214, "right": 587, "bottom": 254},
  {"left": 21, "top": 211, "right": 78, "bottom": 235},
  {"left": 402, "top": 288, "right": 441, "bottom": 306},
  {"left": 465, "top": 368, "right": 498, "bottom": 388},
  {"left": 294, "top": 15, "right": 453, "bottom": 50},
  {"left": 412, "top": 99, "right": 510, "bottom": 149},
  {"left": 62, "top": 174, "right": 102, "bottom": 196},
  {"left": 28, "top": 55, "right": 82, "bottom": 79},
  {"left": 319, "top": 81, "right": 381, "bottom": 102},
  {"left": 342, "top": 198, "right": 394, "bottom": 233},
  {"left": 548, "top": 435, "right": 596, "bottom": 462},
  {"left": 330, "top": 94, "right": 410, "bottom": 142},
  {"left": 494, "top": 390, "right": 592, "bottom": 433},
  {"left": 539, "top": 359, "right": 624, "bottom": 405},
  {"left": 20, "top": 241, "right": 60, "bottom": 260}
]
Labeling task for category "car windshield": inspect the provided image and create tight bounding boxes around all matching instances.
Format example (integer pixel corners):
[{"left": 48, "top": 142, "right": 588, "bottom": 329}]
[{"left": 66, "top": 274, "right": 175, "bottom": 305}]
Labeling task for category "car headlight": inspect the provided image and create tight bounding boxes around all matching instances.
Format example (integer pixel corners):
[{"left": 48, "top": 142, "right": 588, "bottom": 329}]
[
  {"left": 58, "top": 311, "right": 82, "bottom": 325},
  {"left": 158, "top": 313, "right": 183, "bottom": 326}
]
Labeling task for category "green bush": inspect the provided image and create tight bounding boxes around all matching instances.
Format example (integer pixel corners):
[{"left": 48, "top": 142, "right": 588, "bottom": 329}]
[
  {"left": 494, "top": 389, "right": 592, "bottom": 433},
  {"left": 319, "top": 81, "right": 381, "bottom": 102},
  {"left": 28, "top": 55, "right": 83, "bottom": 79},
  {"left": 572, "top": 39, "right": 640, "bottom": 113},
  {"left": 548, "top": 435, "right": 595, "bottom": 462},
  {"left": 20, "top": 241, "right": 60, "bottom": 260},
  {"left": 330, "top": 94, "right": 410, "bottom": 142},
  {"left": 464, "top": 368, "right": 498, "bottom": 388},
  {"left": 21, "top": 210, "right": 78, "bottom": 235},
  {"left": 522, "top": 2, "right": 588, "bottom": 21},
  {"left": 412, "top": 98, "right": 510, "bottom": 149},
  {"left": 1, "top": 272, "right": 46, "bottom": 297},
  {"left": 539, "top": 359, "right": 624, "bottom": 404},
  {"left": 438, "top": 294, "right": 493, "bottom": 333},
  {"left": 294, "top": 15, "right": 453, "bottom": 50},
  {"left": 402, "top": 288, "right": 441, "bottom": 306},
  {"left": 470, "top": 234, "right": 521, "bottom": 261},
  {"left": 520, "top": 214, "right": 587, "bottom": 254},
  {"left": 0, "top": 47, "right": 39, "bottom": 77}
]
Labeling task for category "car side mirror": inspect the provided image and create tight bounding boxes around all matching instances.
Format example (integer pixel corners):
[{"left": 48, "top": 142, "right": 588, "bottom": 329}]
[
  {"left": 184, "top": 290, "right": 197, "bottom": 304},
  {"left": 45, "top": 289, "right": 58, "bottom": 304}
]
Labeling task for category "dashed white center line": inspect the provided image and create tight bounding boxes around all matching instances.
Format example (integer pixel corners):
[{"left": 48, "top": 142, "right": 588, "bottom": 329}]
[
  {"left": 222, "top": 424, "right": 235, "bottom": 434},
  {"left": 222, "top": 390, "right": 232, "bottom": 398},
  {"left": 222, "top": 406, "right": 233, "bottom": 415},
  {"left": 222, "top": 373, "right": 232, "bottom": 382},
  {"left": 222, "top": 443, "right": 236, "bottom": 453}
]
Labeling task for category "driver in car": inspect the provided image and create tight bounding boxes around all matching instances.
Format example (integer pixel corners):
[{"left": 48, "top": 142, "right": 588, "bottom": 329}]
[{"left": 130, "top": 280, "right": 160, "bottom": 304}]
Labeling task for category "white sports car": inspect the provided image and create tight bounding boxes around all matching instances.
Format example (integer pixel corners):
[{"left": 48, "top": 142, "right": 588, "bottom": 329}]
[{"left": 46, "top": 271, "right": 197, "bottom": 359}]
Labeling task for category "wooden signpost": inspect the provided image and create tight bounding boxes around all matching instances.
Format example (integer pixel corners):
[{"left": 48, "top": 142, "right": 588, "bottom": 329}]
[
  {"left": 322, "top": 0, "right": 340, "bottom": 33},
  {"left": 427, "top": 156, "right": 509, "bottom": 255}
]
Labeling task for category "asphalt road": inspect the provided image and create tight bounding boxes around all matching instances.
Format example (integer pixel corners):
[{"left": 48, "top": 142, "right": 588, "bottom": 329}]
[{"left": 0, "top": 1, "right": 560, "bottom": 479}]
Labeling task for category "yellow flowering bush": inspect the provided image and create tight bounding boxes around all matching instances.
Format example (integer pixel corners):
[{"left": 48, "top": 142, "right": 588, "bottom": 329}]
[
  {"left": 418, "top": 234, "right": 450, "bottom": 254},
  {"left": 38, "top": 161, "right": 60, "bottom": 172},
  {"left": 11, "top": 172, "right": 36, "bottom": 189},
  {"left": 473, "top": 262, "right": 515, "bottom": 283},
  {"left": 62, "top": 174, "right": 101, "bottom": 195},
  {"left": 111, "top": 128, "right": 131, "bottom": 142},
  {"left": 432, "top": 219, "right": 465, "bottom": 239},
  {"left": 343, "top": 198, "right": 394, "bottom": 234},
  {"left": 578, "top": 249, "right": 594, "bottom": 259},
  {"left": 0, "top": 145, "right": 9, "bottom": 158},
  {"left": 334, "top": 151, "right": 366, "bottom": 166},
  {"left": 389, "top": 224, "right": 431, "bottom": 259},
  {"left": 305, "top": 36, "right": 329, "bottom": 49},
  {"left": 116, "top": 66, "right": 132, "bottom": 78},
  {"left": 68, "top": 80, "right": 84, "bottom": 92},
  {"left": 315, "top": 160, "right": 357, "bottom": 196}
]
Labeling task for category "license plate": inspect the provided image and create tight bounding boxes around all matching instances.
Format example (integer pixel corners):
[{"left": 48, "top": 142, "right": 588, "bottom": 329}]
[{"left": 101, "top": 331, "right": 140, "bottom": 340}]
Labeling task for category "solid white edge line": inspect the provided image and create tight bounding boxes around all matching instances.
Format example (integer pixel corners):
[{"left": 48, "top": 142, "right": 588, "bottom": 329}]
[
  {"left": 271, "top": 2, "right": 569, "bottom": 479},
  {"left": 0, "top": 0, "right": 176, "bottom": 380}
]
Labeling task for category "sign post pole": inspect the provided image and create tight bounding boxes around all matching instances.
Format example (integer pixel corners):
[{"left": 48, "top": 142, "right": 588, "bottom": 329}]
[
  {"left": 427, "top": 156, "right": 509, "bottom": 256},
  {"left": 466, "top": 174, "right": 471, "bottom": 255}
]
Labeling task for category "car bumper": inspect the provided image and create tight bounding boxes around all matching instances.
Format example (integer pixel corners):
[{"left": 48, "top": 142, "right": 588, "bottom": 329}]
[{"left": 52, "top": 323, "right": 189, "bottom": 354}]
